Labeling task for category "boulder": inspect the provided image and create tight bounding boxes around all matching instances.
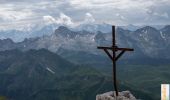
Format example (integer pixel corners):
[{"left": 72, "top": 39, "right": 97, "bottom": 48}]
[{"left": 96, "top": 91, "right": 136, "bottom": 100}]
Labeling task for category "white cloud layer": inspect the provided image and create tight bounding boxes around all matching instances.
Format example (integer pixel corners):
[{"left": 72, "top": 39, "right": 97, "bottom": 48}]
[
  {"left": 43, "top": 13, "right": 74, "bottom": 26},
  {"left": 84, "top": 13, "right": 95, "bottom": 23},
  {"left": 0, "top": 0, "right": 169, "bottom": 30},
  {"left": 43, "top": 13, "right": 96, "bottom": 27},
  {"left": 56, "top": 13, "right": 74, "bottom": 26}
]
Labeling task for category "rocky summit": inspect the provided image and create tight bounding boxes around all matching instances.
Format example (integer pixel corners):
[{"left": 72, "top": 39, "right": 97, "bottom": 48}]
[{"left": 96, "top": 91, "right": 136, "bottom": 100}]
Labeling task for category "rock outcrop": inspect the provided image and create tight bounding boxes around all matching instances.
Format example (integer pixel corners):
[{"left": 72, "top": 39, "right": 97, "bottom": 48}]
[{"left": 96, "top": 91, "right": 136, "bottom": 100}]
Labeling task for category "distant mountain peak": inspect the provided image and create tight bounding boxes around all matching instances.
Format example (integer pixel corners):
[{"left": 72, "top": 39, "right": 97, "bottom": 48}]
[
  {"left": 0, "top": 38, "right": 14, "bottom": 43},
  {"left": 57, "top": 26, "right": 69, "bottom": 31},
  {"left": 54, "top": 26, "right": 71, "bottom": 36},
  {"left": 135, "top": 26, "right": 158, "bottom": 34},
  {"left": 141, "top": 26, "right": 157, "bottom": 30},
  {"left": 162, "top": 25, "right": 170, "bottom": 30}
]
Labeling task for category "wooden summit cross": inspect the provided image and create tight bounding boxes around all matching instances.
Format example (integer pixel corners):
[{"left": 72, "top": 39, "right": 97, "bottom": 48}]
[{"left": 97, "top": 26, "right": 134, "bottom": 96}]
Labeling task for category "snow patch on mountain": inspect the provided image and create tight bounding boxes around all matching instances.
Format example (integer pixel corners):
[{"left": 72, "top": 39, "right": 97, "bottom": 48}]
[
  {"left": 46, "top": 67, "right": 55, "bottom": 74},
  {"left": 160, "top": 31, "right": 166, "bottom": 39}
]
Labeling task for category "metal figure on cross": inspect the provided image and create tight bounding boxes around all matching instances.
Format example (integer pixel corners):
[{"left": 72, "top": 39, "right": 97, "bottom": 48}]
[{"left": 97, "top": 25, "right": 134, "bottom": 96}]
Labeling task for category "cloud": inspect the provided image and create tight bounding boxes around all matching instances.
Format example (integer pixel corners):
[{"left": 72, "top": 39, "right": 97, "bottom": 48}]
[
  {"left": 0, "top": 0, "right": 170, "bottom": 30},
  {"left": 43, "top": 13, "right": 75, "bottom": 27},
  {"left": 57, "top": 13, "right": 74, "bottom": 26},
  {"left": 116, "top": 13, "right": 126, "bottom": 20},
  {"left": 84, "top": 13, "right": 95, "bottom": 23},
  {"left": 43, "top": 12, "right": 96, "bottom": 27},
  {"left": 0, "top": 7, "right": 34, "bottom": 22},
  {"left": 161, "top": 13, "right": 169, "bottom": 19},
  {"left": 68, "top": 0, "right": 170, "bottom": 25},
  {"left": 43, "top": 15, "right": 56, "bottom": 24}
]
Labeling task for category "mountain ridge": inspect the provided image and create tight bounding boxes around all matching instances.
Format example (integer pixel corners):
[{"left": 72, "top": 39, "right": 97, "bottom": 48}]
[{"left": 0, "top": 25, "right": 169, "bottom": 61}]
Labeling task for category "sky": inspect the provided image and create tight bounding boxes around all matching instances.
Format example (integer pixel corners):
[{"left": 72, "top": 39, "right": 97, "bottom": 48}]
[{"left": 0, "top": 0, "right": 170, "bottom": 30}]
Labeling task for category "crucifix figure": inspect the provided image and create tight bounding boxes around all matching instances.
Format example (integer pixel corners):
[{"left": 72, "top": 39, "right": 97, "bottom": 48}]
[{"left": 97, "top": 26, "right": 134, "bottom": 96}]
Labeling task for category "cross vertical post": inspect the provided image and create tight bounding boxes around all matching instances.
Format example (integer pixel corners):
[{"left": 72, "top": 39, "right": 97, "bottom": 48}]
[
  {"left": 97, "top": 25, "right": 134, "bottom": 96},
  {"left": 112, "top": 26, "right": 118, "bottom": 96}
]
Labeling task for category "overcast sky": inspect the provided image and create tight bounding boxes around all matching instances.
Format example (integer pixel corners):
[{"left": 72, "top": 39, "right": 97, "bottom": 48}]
[{"left": 0, "top": 0, "right": 170, "bottom": 29}]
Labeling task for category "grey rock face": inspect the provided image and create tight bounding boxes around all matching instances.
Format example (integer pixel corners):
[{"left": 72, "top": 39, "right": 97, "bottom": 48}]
[{"left": 96, "top": 91, "right": 136, "bottom": 100}]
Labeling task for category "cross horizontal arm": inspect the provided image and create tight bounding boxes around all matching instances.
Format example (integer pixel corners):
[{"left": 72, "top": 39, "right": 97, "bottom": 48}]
[
  {"left": 97, "top": 46, "right": 134, "bottom": 51},
  {"left": 117, "top": 48, "right": 134, "bottom": 51},
  {"left": 97, "top": 46, "right": 113, "bottom": 49}
]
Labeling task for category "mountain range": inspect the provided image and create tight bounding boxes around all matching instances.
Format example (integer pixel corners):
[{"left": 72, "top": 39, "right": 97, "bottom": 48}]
[
  {"left": 0, "top": 24, "right": 169, "bottom": 100},
  {"left": 0, "top": 25, "right": 169, "bottom": 62}
]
